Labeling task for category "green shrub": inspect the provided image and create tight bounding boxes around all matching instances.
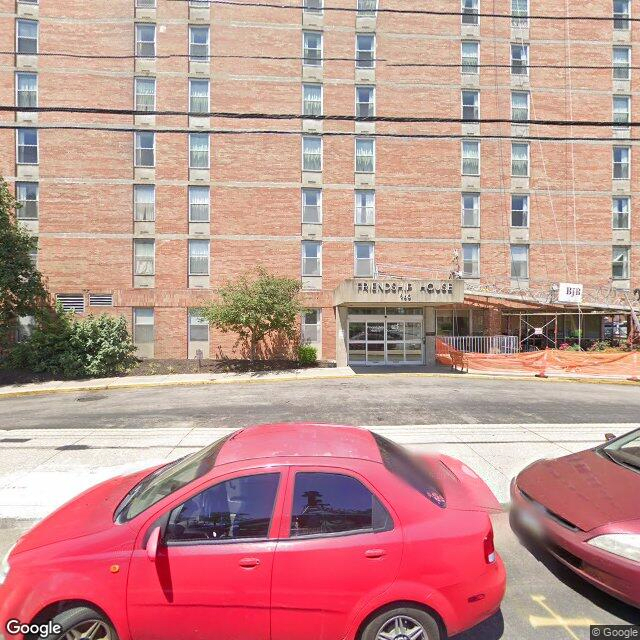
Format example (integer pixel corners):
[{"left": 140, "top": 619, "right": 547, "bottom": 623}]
[
  {"left": 8, "top": 309, "right": 137, "bottom": 378},
  {"left": 298, "top": 344, "right": 318, "bottom": 366}
]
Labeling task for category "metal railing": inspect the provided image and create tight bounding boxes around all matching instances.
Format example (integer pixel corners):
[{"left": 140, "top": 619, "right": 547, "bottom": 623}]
[{"left": 439, "top": 335, "right": 519, "bottom": 354}]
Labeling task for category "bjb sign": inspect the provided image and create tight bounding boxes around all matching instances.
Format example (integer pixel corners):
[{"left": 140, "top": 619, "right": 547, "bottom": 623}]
[{"left": 558, "top": 282, "right": 584, "bottom": 304}]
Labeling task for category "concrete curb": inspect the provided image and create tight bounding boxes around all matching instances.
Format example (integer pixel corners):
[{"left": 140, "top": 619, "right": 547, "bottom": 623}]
[{"left": 1, "top": 368, "right": 638, "bottom": 399}]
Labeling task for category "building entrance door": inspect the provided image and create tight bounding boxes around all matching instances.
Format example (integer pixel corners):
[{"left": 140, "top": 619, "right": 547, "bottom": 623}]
[{"left": 348, "top": 314, "right": 424, "bottom": 365}]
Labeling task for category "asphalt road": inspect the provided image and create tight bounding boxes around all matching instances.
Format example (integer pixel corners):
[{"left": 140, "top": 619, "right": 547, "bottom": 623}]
[
  {"left": 1, "top": 375, "right": 640, "bottom": 430},
  {"left": 1, "top": 513, "right": 638, "bottom": 640}
]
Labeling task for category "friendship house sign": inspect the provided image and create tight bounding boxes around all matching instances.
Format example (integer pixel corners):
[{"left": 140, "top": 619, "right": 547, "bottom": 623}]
[{"left": 333, "top": 279, "right": 465, "bottom": 306}]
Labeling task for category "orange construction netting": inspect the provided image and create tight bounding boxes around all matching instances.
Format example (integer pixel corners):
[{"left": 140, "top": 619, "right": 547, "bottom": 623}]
[{"left": 436, "top": 339, "right": 640, "bottom": 377}]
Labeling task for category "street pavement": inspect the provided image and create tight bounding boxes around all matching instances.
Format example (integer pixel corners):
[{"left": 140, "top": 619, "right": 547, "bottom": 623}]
[{"left": 1, "top": 377, "right": 639, "bottom": 639}]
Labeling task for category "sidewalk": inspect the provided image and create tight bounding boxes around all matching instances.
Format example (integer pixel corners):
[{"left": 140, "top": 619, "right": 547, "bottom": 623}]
[{"left": 0, "top": 364, "right": 637, "bottom": 399}]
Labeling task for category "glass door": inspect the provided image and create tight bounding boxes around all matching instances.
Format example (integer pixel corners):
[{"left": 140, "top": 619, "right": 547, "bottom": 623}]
[{"left": 348, "top": 316, "right": 423, "bottom": 365}]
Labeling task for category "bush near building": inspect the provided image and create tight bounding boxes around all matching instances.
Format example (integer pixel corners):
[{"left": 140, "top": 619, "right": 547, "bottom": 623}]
[
  {"left": 298, "top": 344, "right": 318, "bottom": 366},
  {"left": 8, "top": 308, "right": 137, "bottom": 379}
]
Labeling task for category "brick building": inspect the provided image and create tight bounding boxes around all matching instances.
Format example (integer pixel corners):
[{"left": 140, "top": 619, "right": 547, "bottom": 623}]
[{"left": 1, "top": 0, "right": 637, "bottom": 366}]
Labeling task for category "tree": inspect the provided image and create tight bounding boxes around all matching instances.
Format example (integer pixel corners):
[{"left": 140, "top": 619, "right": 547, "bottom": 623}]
[
  {"left": 0, "top": 177, "right": 49, "bottom": 354},
  {"left": 201, "top": 268, "right": 304, "bottom": 360}
]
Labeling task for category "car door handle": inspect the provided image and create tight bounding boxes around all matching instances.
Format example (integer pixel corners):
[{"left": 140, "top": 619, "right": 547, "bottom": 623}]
[
  {"left": 365, "top": 549, "right": 386, "bottom": 559},
  {"left": 239, "top": 557, "right": 261, "bottom": 568}
]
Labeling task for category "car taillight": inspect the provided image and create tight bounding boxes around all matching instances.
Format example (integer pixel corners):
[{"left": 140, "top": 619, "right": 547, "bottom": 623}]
[{"left": 483, "top": 526, "right": 496, "bottom": 564}]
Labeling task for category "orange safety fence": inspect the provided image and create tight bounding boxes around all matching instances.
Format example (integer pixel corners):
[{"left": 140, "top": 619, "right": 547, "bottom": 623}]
[{"left": 436, "top": 339, "right": 640, "bottom": 379}]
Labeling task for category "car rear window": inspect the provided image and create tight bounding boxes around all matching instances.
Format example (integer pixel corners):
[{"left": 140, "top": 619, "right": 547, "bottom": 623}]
[
  {"left": 114, "top": 433, "right": 233, "bottom": 523},
  {"left": 372, "top": 433, "right": 446, "bottom": 508}
]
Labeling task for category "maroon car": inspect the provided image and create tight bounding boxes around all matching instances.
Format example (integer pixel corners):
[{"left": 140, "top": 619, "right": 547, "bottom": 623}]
[{"left": 511, "top": 428, "right": 640, "bottom": 608}]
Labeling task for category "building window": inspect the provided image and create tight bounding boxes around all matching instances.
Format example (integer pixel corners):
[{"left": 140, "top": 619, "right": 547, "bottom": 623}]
[
  {"left": 134, "top": 239, "right": 155, "bottom": 275},
  {"left": 302, "top": 136, "right": 322, "bottom": 171},
  {"left": 16, "top": 72, "right": 37, "bottom": 108},
  {"left": 613, "top": 146, "right": 630, "bottom": 179},
  {"left": 613, "top": 47, "right": 631, "bottom": 80},
  {"left": 511, "top": 91, "right": 529, "bottom": 121},
  {"left": 614, "top": 0, "right": 630, "bottom": 30},
  {"left": 512, "top": 0, "right": 529, "bottom": 27},
  {"left": 17, "top": 19, "right": 38, "bottom": 54},
  {"left": 133, "top": 308, "right": 154, "bottom": 345},
  {"left": 462, "top": 193, "right": 480, "bottom": 227},
  {"left": 511, "top": 194, "right": 529, "bottom": 227},
  {"left": 134, "top": 184, "right": 155, "bottom": 221},
  {"left": 189, "top": 78, "right": 210, "bottom": 113},
  {"left": 613, "top": 197, "right": 630, "bottom": 229},
  {"left": 354, "top": 242, "right": 375, "bottom": 277},
  {"left": 189, "top": 239, "right": 210, "bottom": 275},
  {"left": 462, "top": 140, "right": 480, "bottom": 175},
  {"left": 189, "top": 310, "right": 209, "bottom": 342},
  {"left": 462, "top": 243, "right": 480, "bottom": 278},
  {"left": 302, "top": 309, "right": 321, "bottom": 343},
  {"left": 355, "top": 138, "right": 375, "bottom": 173},
  {"left": 511, "top": 142, "right": 529, "bottom": 177},
  {"left": 135, "top": 23, "right": 156, "bottom": 57},
  {"left": 17, "top": 128, "right": 38, "bottom": 165},
  {"left": 356, "top": 34, "right": 375, "bottom": 68},
  {"left": 302, "top": 240, "right": 322, "bottom": 276},
  {"left": 303, "top": 32, "right": 323, "bottom": 67},
  {"left": 357, "top": 0, "right": 377, "bottom": 16},
  {"left": 461, "top": 0, "right": 479, "bottom": 25},
  {"left": 302, "top": 188, "right": 322, "bottom": 224},
  {"left": 510, "top": 244, "right": 529, "bottom": 279},
  {"left": 189, "top": 25, "right": 210, "bottom": 61},
  {"left": 613, "top": 95, "right": 630, "bottom": 125},
  {"left": 135, "top": 131, "right": 155, "bottom": 167},
  {"left": 16, "top": 182, "right": 38, "bottom": 220},
  {"left": 511, "top": 44, "right": 529, "bottom": 75},
  {"left": 56, "top": 294, "right": 85, "bottom": 314},
  {"left": 135, "top": 77, "right": 156, "bottom": 112},
  {"left": 189, "top": 133, "right": 210, "bottom": 168},
  {"left": 304, "top": 0, "right": 322, "bottom": 13},
  {"left": 356, "top": 86, "right": 375, "bottom": 118},
  {"left": 461, "top": 41, "right": 479, "bottom": 74},
  {"left": 189, "top": 186, "right": 210, "bottom": 222},
  {"left": 355, "top": 190, "right": 375, "bottom": 225},
  {"left": 303, "top": 84, "right": 322, "bottom": 116},
  {"left": 613, "top": 246, "right": 630, "bottom": 279},
  {"left": 462, "top": 90, "right": 479, "bottom": 121}
]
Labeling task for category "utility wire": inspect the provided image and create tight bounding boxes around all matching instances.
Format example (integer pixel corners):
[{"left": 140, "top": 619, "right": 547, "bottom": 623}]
[
  {"left": 2, "top": 123, "right": 640, "bottom": 141},
  {"left": 2, "top": 105, "right": 639, "bottom": 128},
  {"left": 167, "top": 0, "right": 640, "bottom": 23}
]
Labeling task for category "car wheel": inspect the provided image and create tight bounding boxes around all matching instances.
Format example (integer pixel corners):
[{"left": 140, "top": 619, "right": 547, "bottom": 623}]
[
  {"left": 360, "top": 606, "right": 441, "bottom": 640},
  {"left": 34, "top": 606, "right": 118, "bottom": 640}
]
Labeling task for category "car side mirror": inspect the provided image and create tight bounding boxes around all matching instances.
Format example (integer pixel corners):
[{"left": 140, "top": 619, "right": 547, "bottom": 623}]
[
  {"left": 605, "top": 433, "right": 617, "bottom": 442},
  {"left": 146, "top": 526, "right": 162, "bottom": 562}
]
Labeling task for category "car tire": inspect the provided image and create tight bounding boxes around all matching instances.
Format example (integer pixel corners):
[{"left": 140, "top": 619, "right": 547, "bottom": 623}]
[
  {"left": 360, "top": 605, "right": 441, "bottom": 640},
  {"left": 33, "top": 606, "right": 119, "bottom": 640}
]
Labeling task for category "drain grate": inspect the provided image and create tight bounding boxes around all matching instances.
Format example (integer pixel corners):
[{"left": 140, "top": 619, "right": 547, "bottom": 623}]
[{"left": 76, "top": 394, "right": 107, "bottom": 403}]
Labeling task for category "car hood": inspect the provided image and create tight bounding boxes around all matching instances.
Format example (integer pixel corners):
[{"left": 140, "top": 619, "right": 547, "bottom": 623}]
[
  {"left": 516, "top": 449, "right": 640, "bottom": 531},
  {"left": 13, "top": 468, "right": 155, "bottom": 554}
]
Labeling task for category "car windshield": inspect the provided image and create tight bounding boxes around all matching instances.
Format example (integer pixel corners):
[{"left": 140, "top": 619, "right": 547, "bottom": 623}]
[
  {"left": 602, "top": 429, "right": 640, "bottom": 471},
  {"left": 114, "top": 433, "right": 233, "bottom": 523}
]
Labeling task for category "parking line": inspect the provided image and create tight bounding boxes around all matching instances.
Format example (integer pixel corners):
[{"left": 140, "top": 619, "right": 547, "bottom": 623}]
[{"left": 529, "top": 595, "right": 597, "bottom": 640}]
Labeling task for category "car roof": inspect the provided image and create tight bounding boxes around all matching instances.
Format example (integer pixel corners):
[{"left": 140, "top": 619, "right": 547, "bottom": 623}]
[{"left": 216, "top": 423, "right": 383, "bottom": 465}]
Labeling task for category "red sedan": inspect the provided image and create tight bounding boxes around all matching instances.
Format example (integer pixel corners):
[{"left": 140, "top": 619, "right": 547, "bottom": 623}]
[
  {"left": 511, "top": 427, "right": 640, "bottom": 608},
  {"left": 0, "top": 423, "right": 505, "bottom": 640}
]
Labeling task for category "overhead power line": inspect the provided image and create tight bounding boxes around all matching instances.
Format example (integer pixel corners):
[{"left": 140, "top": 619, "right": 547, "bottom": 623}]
[
  {"left": 1, "top": 123, "right": 640, "bottom": 142},
  {"left": 2, "top": 104, "right": 640, "bottom": 128},
  {"left": 167, "top": 0, "right": 640, "bottom": 23}
]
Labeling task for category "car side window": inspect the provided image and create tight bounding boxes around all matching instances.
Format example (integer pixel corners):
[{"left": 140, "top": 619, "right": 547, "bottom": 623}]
[
  {"left": 165, "top": 473, "right": 280, "bottom": 543},
  {"left": 290, "top": 472, "right": 392, "bottom": 538}
]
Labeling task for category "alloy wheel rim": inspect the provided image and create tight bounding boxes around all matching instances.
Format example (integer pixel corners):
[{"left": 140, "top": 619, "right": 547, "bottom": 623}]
[
  {"left": 375, "top": 614, "right": 428, "bottom": 640},
  {"left": 62, "top": 620, "right": 112, "bottom": 640}
]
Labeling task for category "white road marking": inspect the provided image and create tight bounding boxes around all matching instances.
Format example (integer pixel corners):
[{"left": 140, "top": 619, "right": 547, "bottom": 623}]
[{"left": 0, "top": 424, "right": 634, "bottom": 521}]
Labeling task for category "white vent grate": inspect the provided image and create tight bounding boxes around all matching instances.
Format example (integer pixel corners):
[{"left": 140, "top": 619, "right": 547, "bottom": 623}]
[
  {"left": 56, "top": 294, "right": 85, "bottom": 314},
  {"left": 89, "top": 294, "right": 114, "bottom": 307}
]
